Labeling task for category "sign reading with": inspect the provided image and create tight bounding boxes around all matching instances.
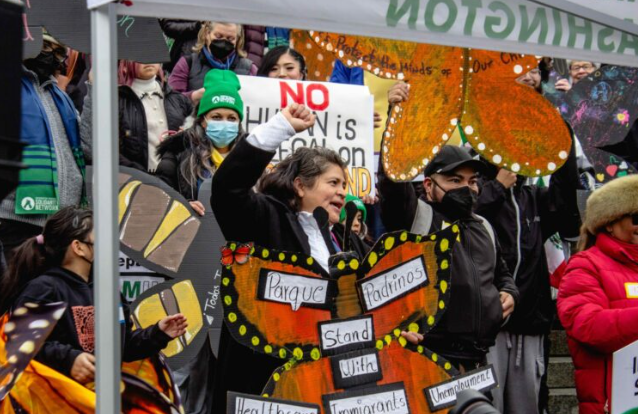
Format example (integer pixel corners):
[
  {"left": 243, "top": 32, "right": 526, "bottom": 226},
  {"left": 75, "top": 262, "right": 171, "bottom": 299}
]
[
  {"left": 423, "top": 365, "right": 497, "bottom": 411},
  {"left": 257, "top": 269, "right": 332, "bottom": 311},
  {"left": 318, "top": 315, "right": 375, "bottom": 356},
  {"left": 358, "top": 256, "right": 428, "bottom": 312},
  {"left": 322, "top": 382, "right": 410, "bottom": 414},
  {"left": 227, "top": 392, "right": 320, "bottom": 414},
  {"left": 238, "top": 75, "right": 375, "bottom": 197},
  {"left": 330, "top": 348, "right": 383, "bottom": 389}
]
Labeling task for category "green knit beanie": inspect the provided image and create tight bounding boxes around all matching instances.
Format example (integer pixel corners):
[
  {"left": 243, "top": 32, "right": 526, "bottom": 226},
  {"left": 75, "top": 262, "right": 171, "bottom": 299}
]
[
  {"left": 339, "top": 194, "right": 367, "bottom": 223},
  {"left": 197, "top": 69, "right": 244, "bottom": 119}
]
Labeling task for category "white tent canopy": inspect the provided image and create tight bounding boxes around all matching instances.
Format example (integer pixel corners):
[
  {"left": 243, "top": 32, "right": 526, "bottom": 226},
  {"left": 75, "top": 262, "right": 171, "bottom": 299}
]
[{"left": 86, "top": 1, "right": 638, "bottom": 413}]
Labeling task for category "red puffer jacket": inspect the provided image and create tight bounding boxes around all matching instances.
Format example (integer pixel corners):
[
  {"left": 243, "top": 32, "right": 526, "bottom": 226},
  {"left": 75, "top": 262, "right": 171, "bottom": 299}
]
[{"left": 558, "top": 233, "right": 638, "bottom": 414}]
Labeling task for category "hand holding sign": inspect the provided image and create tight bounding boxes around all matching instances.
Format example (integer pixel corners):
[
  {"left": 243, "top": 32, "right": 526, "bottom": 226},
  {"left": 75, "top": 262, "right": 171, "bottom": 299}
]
[{"left": 282, "top": 103, "right": 316, "bottom": 133}]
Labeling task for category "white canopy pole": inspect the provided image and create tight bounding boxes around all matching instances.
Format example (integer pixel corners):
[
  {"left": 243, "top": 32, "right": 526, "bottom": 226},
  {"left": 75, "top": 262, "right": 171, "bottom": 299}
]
[{"left": 90, "top": 4, "right": 120, "bottom": 414}]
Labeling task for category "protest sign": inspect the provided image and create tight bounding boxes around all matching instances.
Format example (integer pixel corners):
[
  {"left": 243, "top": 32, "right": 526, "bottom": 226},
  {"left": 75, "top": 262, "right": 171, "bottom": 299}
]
[
  {"left": 612, "top": 338, "right": 638, "bottom": 414},
  {"left": 238, "top": 76, "right": 375, "bottom": 197}
]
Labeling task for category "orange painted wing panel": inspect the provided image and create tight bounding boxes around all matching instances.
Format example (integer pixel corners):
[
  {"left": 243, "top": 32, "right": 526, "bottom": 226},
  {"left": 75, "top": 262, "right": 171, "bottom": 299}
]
[{"left": 462, "top": 50, "right": 572, "bottom": 177}]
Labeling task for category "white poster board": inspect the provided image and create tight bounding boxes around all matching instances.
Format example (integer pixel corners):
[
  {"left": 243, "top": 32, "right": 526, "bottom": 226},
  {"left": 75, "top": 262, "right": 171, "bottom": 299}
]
[
  {"left": 612, "top": 338, "right": 638, "bottom": 414},
  {"left": 238, "top": 76, "right": 375, "bottom": 197}
]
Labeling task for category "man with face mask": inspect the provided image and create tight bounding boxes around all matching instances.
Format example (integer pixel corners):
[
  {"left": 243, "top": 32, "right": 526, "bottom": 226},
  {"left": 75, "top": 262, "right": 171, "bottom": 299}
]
[
  {"left": 0, "top": 33, "right": 86, "bottom": 262},
  {"left": 378, "top": 145, "right": 519, "bottom": 371}
]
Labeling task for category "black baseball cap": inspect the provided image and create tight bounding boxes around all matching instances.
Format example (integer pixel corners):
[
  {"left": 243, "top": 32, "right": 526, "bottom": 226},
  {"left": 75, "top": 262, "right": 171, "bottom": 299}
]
[{"left": 423, "top": 145, "right": 486, "bottom": 177}]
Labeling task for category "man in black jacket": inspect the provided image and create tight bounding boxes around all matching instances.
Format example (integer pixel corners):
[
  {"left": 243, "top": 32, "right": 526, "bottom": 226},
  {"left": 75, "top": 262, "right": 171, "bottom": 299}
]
[
  {"left": 379, "top": 145, "right": 519, "bottom": 371},
  {"left": 477, "top": 132, "right": 581, "bottom": 413}
]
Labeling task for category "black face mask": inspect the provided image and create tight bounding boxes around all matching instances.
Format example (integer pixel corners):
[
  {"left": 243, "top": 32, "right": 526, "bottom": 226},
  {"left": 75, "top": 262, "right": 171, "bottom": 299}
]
[
  {"left": 432, "top": 181, "right": 478, "bottom": 219},
  {"left": 209, "top": 39, "right": 235, "bottom": 60},
  {"left": 24, "top": 52, "right": 66, "bottom": 83}
]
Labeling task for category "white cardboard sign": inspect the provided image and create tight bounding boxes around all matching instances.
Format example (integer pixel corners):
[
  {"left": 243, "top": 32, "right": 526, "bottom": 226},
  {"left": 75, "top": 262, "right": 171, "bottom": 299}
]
[{"left": 612, "top": 338, "right": 638, "bottom": 414}]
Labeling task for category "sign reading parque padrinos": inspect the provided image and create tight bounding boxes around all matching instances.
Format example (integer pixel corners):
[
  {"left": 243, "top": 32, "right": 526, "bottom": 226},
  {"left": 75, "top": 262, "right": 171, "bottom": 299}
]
[{"left": 102, "top": 0, "right": 638, "bottom": 68}]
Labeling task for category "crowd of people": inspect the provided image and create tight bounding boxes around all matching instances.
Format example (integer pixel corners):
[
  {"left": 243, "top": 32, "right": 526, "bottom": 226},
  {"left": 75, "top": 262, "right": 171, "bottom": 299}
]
[{"left": 0, "top": 18, "right": 637, "bottom": 414}]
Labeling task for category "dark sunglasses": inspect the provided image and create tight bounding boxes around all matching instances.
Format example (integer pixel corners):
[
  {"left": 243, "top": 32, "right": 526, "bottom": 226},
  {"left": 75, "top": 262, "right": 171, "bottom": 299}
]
[{"left": 632, "top": 213, "right": 638, "bottom": 226}]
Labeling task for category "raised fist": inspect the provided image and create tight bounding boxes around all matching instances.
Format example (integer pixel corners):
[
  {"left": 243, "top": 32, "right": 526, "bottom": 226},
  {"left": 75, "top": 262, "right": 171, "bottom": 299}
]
[{"left": 281, "top": 103, "right": 316, "bottom": 133}]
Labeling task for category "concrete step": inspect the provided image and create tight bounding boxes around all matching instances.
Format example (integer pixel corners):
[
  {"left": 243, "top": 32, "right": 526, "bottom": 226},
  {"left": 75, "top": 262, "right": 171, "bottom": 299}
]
[
  {"left": 549, "top": 329, "right": 571, "bottom": 356},
  {"left": 548, "top": 388, "right": 578, "bottom": 414},
  {"left": 547, "top": 356, "right": 575, "bottom": 389}
]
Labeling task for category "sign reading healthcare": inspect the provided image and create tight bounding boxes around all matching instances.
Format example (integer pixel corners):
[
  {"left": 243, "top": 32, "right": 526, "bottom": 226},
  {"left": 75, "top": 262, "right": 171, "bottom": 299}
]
[
  {"left": 239, "top": 76, "right": 375, "bottom": 197},
  {"left": 612, "top": 338, "right": 638, "bottom": 414}
]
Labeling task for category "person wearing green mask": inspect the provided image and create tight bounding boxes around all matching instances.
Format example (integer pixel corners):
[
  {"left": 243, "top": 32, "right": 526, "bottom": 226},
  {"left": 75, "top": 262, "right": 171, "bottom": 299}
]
[{"left": 156, "top": 69, "right": 245, "bottom": 215}]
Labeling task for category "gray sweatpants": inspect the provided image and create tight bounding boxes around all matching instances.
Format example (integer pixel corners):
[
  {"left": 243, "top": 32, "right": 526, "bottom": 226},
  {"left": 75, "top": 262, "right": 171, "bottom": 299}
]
[{"left": 487, "top": 331, "right": 545, "bottom": 414}]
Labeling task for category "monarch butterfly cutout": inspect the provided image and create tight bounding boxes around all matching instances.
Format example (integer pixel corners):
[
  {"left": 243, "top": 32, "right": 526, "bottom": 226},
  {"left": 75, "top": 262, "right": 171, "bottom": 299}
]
[
  {"left": 302, "top": 31, "right": 571, "bottom": 181},
  {"left": 562, "top": 65, "right": 638, "bottom": 182},
  {"left": 222, "top": 226, "right": 461, "bottom": 413},
  {"left": 0, "top": 303, "right": 183, "bottom": 413},
  {"left": 220, "top": 243, "right": 253, "bottom": 267}
]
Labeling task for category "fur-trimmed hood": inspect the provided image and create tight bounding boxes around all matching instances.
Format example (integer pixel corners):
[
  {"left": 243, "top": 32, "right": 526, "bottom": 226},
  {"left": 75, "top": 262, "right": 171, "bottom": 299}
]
[{"left": 585, "top": 175, "right": 638, "bottom": 233}]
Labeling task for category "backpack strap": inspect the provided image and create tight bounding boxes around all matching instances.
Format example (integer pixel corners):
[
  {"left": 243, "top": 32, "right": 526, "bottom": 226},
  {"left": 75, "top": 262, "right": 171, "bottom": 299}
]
[
  {"left": 410, "top": 199, "right": 434, "bottom": 235},
  {"left": 475, "top": 214, "right": 497, "bottom": 256}
]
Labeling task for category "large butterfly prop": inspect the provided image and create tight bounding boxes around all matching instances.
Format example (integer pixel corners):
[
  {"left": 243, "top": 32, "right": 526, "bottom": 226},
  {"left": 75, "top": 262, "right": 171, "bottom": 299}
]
[
  {"left": 222, "top": 226, "right": 468, "bottom": 413},
  {"left": 302, "top": 31, "right": 572, "bottom": 181}
]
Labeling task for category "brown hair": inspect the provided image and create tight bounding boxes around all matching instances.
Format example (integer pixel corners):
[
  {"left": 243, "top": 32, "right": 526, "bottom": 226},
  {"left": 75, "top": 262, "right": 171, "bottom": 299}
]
[
  {"left": 192, "top": 22, "right": 247, "bottom": 58},
  {"left": 258, "top": 147, "right": 347, "bottom": 211},
  {"left": 0, "top": 207, "right": 93, "bottom": 311},
  {"left": 576, "top": 223, "right": 597, "bottom": 252}
]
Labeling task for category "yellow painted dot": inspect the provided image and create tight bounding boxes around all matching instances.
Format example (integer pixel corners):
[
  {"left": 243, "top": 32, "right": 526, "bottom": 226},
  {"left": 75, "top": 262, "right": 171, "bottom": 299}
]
[
  {"left": 292, "top": 255, "right": 298, "bottom": 262},
  {"left": 417, "top": 346, "right": 424, "bottom": 354},
  {"left": 307, "top": 257, "right": 314, "bottom": 265},
  {"left": 239, "top": 325, "right": 247, "bottom": 336},
  {"left": 399, "top": 337, "right": 407, "bottom": 347},
  {"left": 279, "top": 253, "right": 285, "bottom": 261},
  {"left": 350, "top": 259, "right": 359, "bottom": 270},
  {"left": 440, "top": 280, "right": 448, "bottom": 293},
  {"left": 251, "top": 336, "right": 260, "bottom": 346},
  {"left": 368, "top": 252, "right": 378, "bottom": 267},
  {"left": 264, "top": 345, "right": 273, "bottom": 354},
  {"left": 250, "top": 247, "right": 255, "bottom": 255},
  {"left": 457, "top": 234, "right": 461, "bottom": 242},
  {"left": 393, "top": 329, "right": 401, "bottom": 338},
  {"left": 445, "top": 362, "right": 452, "bottom": 370},
  {"left": 430, "top": 234, "right": 437, "bottom": 241},
  {"left": 432, "top": 353, "right": 438, "bottom": 362},
  {"left": 284, "top": 362, "right": 292, "bottom": 370},
  {"left": 439, "top": 300, "right": 445, "bottom": 309},
  {"left": 384, "top": 335, "right": 392, "bottom": 345},
  {"left": 376, "top": 340, "right": 384, "bottom": 350},
  {"left": 4, "top": 322, "right": 16, "bottom": 333},
  {"left": 311, "top": 348, "right": 321, "bottom": 360},
  {"left": 452, "top": 224, "right": 460, "bottom": 233},
  {"left": 13, "top": 307, "right": 27, "bottom": 316},
  {"left": 262, "top": 249, "right": 270, "bottom": 259},
  {"left": 415, "top": 235, "right": 422, "bottom": 243},
  {"left": 293, "top": 348, "right": 303, "bottom": 360},
  {"left": 440, "top": 260, "right": 449, "bottom": 270},
  {"left": 228, "top": 312, "right": 237, "bottom": 323},
  {"left": 427, "top": 316, "right": 435, "bottom": 326},
  {"left": 230, "top": 242, "right": 237, "bottom": 250},
  {"left": 337, "top": 261, "right": 346, "bottom": 270},
  {"left": 409, "top": 323, "right": 419, "bottom": 333},
  {"left": 400, "top": 231, "right": 408, "bottom": 242},
  {"left": 222, "top": 277, "right": 230, "bottom": 287},
  {"left": 19, "top": 341, "right": 35, "bottom": 354},
  {"left": 273, "top": 373, "right": 281, "bottom": 382},
  {"left": 440, "top": 238, "right": 449, "bottom": 252},
  {"left": 279, "top": 348, "right": 287, "bottom": 359},
  {"left": 262, "top": 394, "right": 269, "bottom": 398},
  {"left": 224, "top": 296, "right": 232, "bottom": 306},
  {"left": 384, "top": 237, "right": 395, "bottom": 250}
]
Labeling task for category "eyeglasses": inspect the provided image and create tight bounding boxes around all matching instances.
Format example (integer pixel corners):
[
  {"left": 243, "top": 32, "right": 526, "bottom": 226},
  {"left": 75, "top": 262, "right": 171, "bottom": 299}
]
[
  {"left": 80, "top": 240, "right": 94, "bottom": 247},
  {"left": 570, "top": 64, "right": 594, "bottom": 72},
  {"left": 42, "top": 44, "right": 67, "bottom": 63}
]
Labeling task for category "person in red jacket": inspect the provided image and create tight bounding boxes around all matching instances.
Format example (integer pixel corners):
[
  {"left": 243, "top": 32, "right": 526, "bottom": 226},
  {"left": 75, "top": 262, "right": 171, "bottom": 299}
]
[{"left": 557, "top": 174, "right": 638, "bottom": 414}]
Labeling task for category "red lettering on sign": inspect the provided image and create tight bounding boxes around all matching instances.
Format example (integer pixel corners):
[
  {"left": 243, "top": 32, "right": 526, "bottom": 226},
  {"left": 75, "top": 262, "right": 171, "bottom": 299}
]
[{"left": 280, "top": 82, "right": 330, "bottom": 111}]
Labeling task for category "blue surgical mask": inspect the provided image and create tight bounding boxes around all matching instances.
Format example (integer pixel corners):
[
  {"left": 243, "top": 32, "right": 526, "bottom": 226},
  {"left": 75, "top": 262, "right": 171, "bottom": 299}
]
[{"left": 205, "top": 120, "right": 239, "bottom": 148}]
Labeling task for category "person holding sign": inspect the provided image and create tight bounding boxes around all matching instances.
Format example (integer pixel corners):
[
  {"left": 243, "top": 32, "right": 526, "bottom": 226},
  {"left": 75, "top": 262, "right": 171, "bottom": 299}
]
[
  {"left": 3, "top": 207, "right": 188, "bottom": 385},
  {"left": 211, "top": 102, "right": 368, "bottom": 409},
  {"left": 377, "top": 145, "right": 519, "bottom": 372},
  {"left": 557, "top": 175, "right": 638, "bottom": 414},
  {"left": 156, "top": 69, "right": 246, "bottom": 215}
]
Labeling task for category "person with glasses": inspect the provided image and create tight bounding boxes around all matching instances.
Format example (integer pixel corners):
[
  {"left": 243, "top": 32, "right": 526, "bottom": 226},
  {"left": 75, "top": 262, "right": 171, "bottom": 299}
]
[
  {"left": 557, "top": 175, "right": 638, "bottom": 414},
  {"left": 0, "top": 33, "right": 88, "bottom": 263},
  {"left": 554, "top": 60, "right": 598, "bottom": 92},
  {"left": 1, "top": 207, "right": 188, "bottom": 385}
]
